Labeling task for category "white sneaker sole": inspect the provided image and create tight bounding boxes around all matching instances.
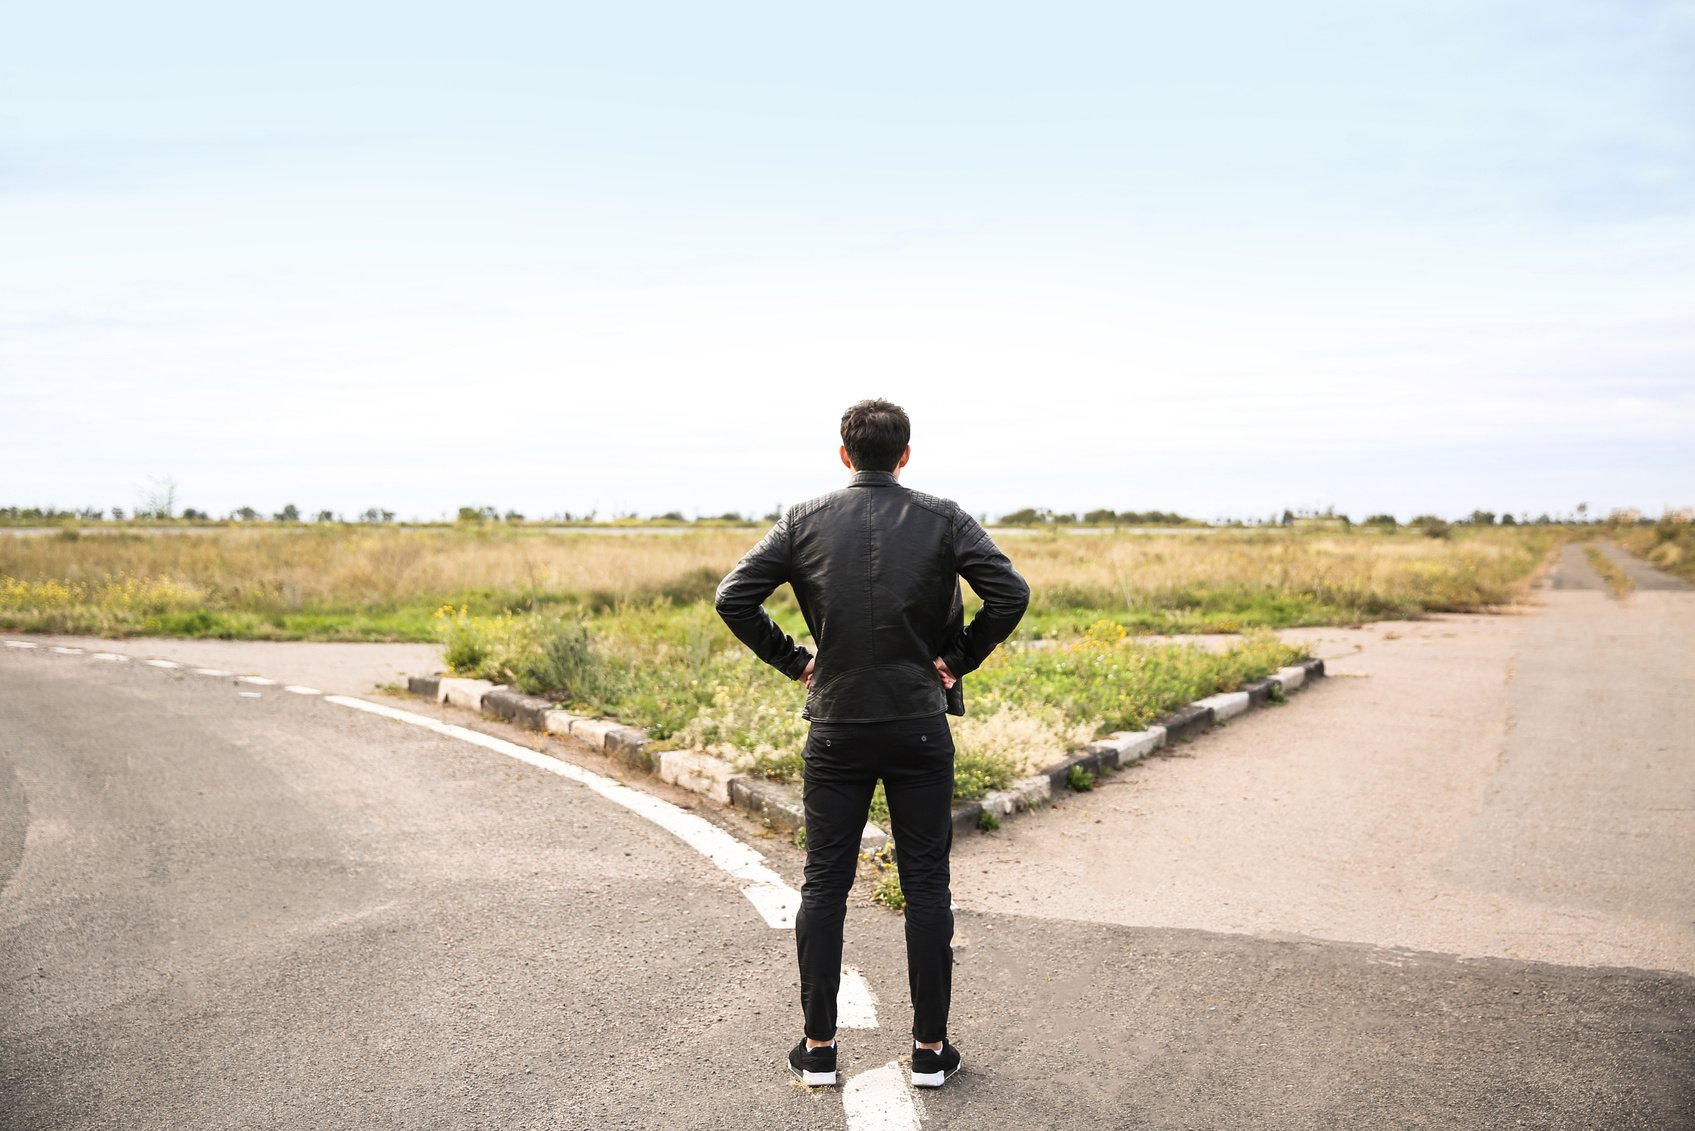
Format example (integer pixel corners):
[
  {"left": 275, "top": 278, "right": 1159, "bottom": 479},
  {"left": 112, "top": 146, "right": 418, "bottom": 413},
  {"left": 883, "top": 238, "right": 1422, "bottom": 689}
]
[
  {"left": 790, "top": 1067, "right": 838, "bottom": 1087},
  {"left": 911, "top": 1064, "right": 960, "bottom": 1088}
]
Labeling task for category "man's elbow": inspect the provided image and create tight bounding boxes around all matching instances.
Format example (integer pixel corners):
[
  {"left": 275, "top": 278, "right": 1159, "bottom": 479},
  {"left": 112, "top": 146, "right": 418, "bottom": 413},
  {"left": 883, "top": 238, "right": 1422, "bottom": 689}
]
[
  {"left": 1002, "top": 575, "right": 1032, "bottom": 619},
  {"left": 713, "top": 576, "right": 739, "bottom": 619}
]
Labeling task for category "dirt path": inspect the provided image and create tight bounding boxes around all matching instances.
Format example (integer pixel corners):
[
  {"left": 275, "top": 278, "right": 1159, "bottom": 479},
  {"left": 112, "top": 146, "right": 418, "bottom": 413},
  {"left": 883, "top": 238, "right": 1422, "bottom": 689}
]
[{"left": 953, "top": 542, "right": 1695, "bottom": 975}]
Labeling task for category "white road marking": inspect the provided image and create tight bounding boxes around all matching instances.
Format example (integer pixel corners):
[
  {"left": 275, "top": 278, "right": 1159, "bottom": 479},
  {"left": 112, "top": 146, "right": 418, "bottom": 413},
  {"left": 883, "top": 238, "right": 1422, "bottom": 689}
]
[
  {"left": 90, "top": 652, "right": 127, "bottom": 661},
  {"left": 4, "top": 640, "right": 39, "bottom": 648},
  {"left": 239, "top": 691, "right": 262, "bottom": 698},
  {"left": 50, "top": 646, "right": 84, "bottom": 654},
  {"left": 144, "top": 659, "right": 181, "bottom": 668},
  {"left": 742, "top": 883, "right": 801, "bottom": 929},
  {"left": 842, "top": 1061, "right": 923, "bottom": 1131},
  {"left": 238, "top": 675, "right": 277, "bottom": 685},
  {"left": 323, "top": 695, "right": 804, "bottom": 928},
  {"left": 194, "top": 667, "right": 234, "bottom": 677},
  {"left": 284, "top": 685, "right": 322, "bottom": 696},
  {"left": 836, "top": 966, "right": 880, "bottom": 1030}
]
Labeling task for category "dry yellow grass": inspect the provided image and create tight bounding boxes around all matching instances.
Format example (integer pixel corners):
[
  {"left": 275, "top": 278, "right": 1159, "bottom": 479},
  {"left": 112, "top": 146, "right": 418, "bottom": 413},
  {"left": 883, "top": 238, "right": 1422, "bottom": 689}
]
[
  {"left": 2, "top": 527, "right": 750, "bottom": 607},
  {"left": 0, "top": 523, "right": 1558, "bottom": 639}
]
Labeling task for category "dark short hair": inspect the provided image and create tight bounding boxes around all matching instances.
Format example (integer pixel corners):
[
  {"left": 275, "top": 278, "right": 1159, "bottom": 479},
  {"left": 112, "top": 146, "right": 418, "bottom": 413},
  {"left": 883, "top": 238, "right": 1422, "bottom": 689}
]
[{"left": 840, "top": 399, "right": 911, "bottom": 472}]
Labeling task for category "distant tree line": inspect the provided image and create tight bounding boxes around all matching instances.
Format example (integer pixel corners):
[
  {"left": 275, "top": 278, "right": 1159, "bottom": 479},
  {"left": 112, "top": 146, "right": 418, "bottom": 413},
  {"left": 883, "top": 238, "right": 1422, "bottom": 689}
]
[
  {"left": 1, "top": 499, "right": 1680, "bottom": 530},
  {"left": 998, "top": 508, "right": 1194, "bottom": 526}
]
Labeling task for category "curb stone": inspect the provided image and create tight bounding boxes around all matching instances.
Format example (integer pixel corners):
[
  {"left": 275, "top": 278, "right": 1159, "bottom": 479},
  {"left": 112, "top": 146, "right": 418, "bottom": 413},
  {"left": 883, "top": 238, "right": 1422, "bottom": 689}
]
[{"left": 402, "top": 656, "right": 1326, "bottom": 846}]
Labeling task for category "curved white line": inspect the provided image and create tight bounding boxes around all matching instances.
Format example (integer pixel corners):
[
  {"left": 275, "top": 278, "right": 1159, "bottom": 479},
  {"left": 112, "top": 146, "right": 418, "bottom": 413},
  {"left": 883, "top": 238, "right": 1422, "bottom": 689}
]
[{"left": 323, "top": 695, "right": 802, "bottom": 929}]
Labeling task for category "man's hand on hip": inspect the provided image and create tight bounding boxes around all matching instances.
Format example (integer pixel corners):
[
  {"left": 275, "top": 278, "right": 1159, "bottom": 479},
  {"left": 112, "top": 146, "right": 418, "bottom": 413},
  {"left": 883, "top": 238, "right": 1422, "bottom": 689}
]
[
  {"left": 932, "top": 657, "right": 956, "bottom": 690},
  {"left": 801, "top": 658, "right": 816, "bottom": 688}
]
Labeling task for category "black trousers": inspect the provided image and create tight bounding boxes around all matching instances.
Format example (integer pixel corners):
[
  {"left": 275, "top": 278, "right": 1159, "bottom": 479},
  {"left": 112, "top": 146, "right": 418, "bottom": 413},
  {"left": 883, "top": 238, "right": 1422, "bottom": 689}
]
[{"left": 795, "top": 712, "right": 955, "bottom": 1044}]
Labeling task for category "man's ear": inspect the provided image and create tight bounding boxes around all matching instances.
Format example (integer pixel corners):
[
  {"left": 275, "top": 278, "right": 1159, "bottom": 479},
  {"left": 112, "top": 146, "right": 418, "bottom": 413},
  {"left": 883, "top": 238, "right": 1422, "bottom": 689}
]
[
  {"left": 840, "top": 445, "right": 855, "bottom": 470},
  {"left": 896, "top": 446, "right": 911, "bottom": 470}
]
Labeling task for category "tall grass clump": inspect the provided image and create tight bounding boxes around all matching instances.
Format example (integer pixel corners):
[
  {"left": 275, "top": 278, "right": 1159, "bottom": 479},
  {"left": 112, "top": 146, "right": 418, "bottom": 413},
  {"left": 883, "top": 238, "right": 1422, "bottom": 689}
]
[{"left": 1615, "top": 519, "right": 1695, "bottom": 583}]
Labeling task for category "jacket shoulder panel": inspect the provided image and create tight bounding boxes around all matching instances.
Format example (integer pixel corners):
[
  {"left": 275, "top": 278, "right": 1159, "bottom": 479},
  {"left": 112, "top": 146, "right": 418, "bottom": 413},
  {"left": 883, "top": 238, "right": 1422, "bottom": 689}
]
[
  {"left": 899, "top": 488, "right": 962, "bottom": 521},
  {"left": 786, "top": 489, "right": 850, "bottom": 525}
]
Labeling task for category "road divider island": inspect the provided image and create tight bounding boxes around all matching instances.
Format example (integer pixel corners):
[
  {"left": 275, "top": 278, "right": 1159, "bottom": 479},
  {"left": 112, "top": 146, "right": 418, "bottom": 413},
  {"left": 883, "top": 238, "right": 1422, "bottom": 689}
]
[{"left": 402, "top": 653, "right": 1326, "bottom": 846}]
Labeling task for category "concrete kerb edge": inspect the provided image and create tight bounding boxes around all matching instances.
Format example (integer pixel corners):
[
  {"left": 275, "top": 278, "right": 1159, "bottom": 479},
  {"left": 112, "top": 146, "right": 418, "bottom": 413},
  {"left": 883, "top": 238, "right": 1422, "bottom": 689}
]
[{"left": 400, "top": 656, "right": 1326, "bottom": 841}]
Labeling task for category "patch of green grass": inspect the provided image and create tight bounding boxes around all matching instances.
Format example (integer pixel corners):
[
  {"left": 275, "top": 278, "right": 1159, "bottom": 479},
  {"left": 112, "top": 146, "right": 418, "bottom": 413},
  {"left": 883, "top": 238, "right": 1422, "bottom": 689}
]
[
  {"left": 1067, "top": 763, "right": 1096, "bottom": 792},
  {"left": 970, "top": 621, "right": 1306, "bottom": 733}
]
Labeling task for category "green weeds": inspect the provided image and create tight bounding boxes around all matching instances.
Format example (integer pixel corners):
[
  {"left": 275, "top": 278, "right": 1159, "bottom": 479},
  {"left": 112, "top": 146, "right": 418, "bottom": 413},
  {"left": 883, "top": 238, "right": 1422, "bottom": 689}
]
[{"left": 863, "top": 843, "right": 905, "bottom": 911}]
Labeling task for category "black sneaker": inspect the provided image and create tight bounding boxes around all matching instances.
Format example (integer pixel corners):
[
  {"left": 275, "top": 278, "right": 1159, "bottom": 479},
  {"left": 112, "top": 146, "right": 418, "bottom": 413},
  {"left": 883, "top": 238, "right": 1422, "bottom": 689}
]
[
  {"left": 910, "top": 1040, "right": 962, "bottom": 1087},
  {"left": 787, "top": 1039, "right": 838, "bottom": 1087}
]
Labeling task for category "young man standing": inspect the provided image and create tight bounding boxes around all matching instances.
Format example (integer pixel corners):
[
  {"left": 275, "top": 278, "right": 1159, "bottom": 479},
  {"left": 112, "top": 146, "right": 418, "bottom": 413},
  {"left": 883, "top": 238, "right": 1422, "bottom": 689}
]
[{"left": 714, "top": 398, "right": 1030, "bottom": 1089}]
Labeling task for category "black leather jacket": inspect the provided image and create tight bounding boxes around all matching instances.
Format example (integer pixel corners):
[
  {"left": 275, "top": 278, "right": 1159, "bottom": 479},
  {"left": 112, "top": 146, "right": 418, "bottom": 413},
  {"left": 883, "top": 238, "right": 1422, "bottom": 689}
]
[{"left": 714, "top": 470, "right": 1030, "bottom": 723}]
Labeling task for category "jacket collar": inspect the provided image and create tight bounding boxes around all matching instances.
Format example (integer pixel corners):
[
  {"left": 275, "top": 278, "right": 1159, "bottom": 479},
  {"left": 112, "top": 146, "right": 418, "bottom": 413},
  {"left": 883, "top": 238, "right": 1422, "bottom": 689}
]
[{"left": 848, "top": 470, "right": 901, "bottom": 488}]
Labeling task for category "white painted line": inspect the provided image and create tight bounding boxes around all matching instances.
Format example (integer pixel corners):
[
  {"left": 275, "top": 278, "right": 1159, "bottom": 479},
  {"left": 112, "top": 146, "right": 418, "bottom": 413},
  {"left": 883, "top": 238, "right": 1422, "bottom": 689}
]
[
  {"left": 144, "top": 659, "right": 181, "bottom": 668},
  {"left": 239, "top": 691, "right": 262, "bottom": 698},
  {"left": 91, "top": 652, "right": 128, "bottom": 661},
  {"left": 742, "top": 883, "right": 801, "bottom": 929},
  {"left": 283, "top": 685, "right": 322, "bottom": 696},
  {"left": 50, "top": 646, "right": 84, "bottom": 654},
  {"left": 238, "top": 675, "right": 277, "bottom": 686},
  {"left": 3, "top": 640, "right": 39, "bottom": 648},
  {"left": 194, "top": 667, "right": 234, "bottom": 677},
  {"left": 836, "top": 966, "right": 880, "bottom": 1030},
  {"left": 322, "top": 695, "right": 803, "bottom": 929},
  {"left": 841, "top": 1061, "right": 923, "bottom": 1131}
]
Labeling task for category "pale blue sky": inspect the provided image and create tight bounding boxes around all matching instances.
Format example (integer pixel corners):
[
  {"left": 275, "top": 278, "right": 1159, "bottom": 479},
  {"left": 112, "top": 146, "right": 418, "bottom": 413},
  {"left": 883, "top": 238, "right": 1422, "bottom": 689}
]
[{"left": 4, "top": 1, "right": 1691, "bottom": 521}]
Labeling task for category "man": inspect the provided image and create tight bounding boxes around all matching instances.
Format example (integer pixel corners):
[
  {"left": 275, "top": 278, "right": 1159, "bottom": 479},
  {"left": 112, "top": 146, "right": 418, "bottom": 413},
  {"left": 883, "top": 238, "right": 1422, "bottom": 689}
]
[{"left": 714, "top": 398, "right": 1030, "bottom": 1090}]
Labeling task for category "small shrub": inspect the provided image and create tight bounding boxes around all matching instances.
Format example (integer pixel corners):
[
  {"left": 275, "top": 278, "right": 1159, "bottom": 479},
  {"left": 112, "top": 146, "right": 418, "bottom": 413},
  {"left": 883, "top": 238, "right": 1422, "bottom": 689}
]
[
  {"left": 953, "top": 746, "right": 1022, "bottom": 801},
  {"left": 977, "top": 809, "right": 1000, "bottom": 832},
  {"left": 518, "top": 616, "right": 616, "bottom": 703},
  {"left": 1067, "top": 763, "right": 1096, "bottom": 792},
  {"left": 433, "top": 604, "right": 540, "bottom": 681}
]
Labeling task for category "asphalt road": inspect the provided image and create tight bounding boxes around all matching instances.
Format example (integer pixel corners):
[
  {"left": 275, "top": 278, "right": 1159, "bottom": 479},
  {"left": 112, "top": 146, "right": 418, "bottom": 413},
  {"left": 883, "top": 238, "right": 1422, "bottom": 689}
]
[{"left": 4, "top": 543, "right": 1693, "bottom": 1129}]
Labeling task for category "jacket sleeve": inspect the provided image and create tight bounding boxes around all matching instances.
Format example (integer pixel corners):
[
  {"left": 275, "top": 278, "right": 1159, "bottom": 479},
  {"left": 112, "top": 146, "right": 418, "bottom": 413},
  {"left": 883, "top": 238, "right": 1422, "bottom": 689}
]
[
  {"left": 938, "top": 511, "right": 1030, "bottom": 678},
  {"left": 713, "top": 514, "right": 814, "bottom": 681}
]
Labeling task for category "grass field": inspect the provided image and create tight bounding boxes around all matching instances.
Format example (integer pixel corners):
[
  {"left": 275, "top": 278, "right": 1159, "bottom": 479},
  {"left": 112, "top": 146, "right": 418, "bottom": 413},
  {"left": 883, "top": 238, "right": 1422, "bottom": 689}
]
[
  {"left": 1, "top": 523, "right": 1560, "bottom": 800},
  {"left": 0, "top": 524, "right": 1556, "bottom": 640}
]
